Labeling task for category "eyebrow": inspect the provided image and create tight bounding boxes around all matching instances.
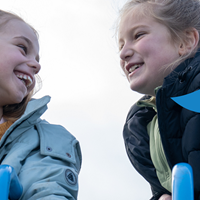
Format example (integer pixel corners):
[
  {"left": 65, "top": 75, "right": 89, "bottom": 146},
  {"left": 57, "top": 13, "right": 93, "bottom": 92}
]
[
  {"left": 14, "top": 36, "right": 40, "bottom": 62},
  {"left": 118, "top": 24, "right": 149, "bottom": 42}
]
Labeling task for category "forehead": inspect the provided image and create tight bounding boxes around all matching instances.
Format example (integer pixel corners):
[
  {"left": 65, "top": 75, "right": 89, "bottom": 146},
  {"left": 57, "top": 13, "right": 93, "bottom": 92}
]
[
  {"left": 118, "top": 6, "right": 152, "bottom": 36},
  {"left": 119, "top": 4, "right": 152, "bottom": 27},
  {"left": 118, "top": 6, "right": 173, "bottom": 45},
  {"left": 1, "top": 19, "right": 39, "bottom": 52}
]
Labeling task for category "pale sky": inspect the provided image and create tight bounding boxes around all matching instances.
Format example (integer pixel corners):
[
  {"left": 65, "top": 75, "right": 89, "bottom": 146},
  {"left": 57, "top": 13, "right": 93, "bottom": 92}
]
[{"left": 1, "top": 0, "right": 151, "bottom": 199}]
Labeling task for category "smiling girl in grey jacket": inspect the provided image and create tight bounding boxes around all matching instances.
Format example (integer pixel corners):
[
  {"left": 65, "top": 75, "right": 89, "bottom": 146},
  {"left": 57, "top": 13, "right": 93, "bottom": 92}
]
[{"left": 0, "top": 10, "right": 81, "bottom": 200}]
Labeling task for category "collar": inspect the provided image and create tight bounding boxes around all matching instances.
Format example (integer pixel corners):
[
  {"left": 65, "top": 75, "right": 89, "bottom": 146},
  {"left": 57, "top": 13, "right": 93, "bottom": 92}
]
[
  {"left": 163, "top": 50, "right": 200, "bottom": 87},
  {"left": 0, "top": 95, "right": 51, "bottom": 146}
]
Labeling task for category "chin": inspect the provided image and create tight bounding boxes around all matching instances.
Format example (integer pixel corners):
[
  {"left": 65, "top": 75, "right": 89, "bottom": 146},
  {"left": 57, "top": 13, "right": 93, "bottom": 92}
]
[
  {"left": 130, "top": 84, "right": 143, "bottom": 94},
  {"left": 130, "top": 82, "right": 153, "bottom": 95},
  {"left": 11, "top": 95, "right": 26, "bottom": 104}
]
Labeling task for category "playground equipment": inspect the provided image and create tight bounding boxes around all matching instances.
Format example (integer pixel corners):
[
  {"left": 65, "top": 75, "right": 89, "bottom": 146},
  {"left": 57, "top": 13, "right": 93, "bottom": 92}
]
[
  {"left": 172, "top": 163, "right": 194, "bottom": 200},
  {"left": 0, "top": 163, "right": 194, "bottom": 200},
  {"left": 0, "top": 165, "right": 23, "bottom": 200}
]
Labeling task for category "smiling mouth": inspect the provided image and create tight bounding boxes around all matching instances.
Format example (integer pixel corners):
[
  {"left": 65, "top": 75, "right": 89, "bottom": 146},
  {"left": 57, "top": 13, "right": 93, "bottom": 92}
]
[
  {"left": 14, "top": 72, "right": 33, "bottom": 88},
  {"left": 128, "top": 64, "right": 143, "bottom": 73}
]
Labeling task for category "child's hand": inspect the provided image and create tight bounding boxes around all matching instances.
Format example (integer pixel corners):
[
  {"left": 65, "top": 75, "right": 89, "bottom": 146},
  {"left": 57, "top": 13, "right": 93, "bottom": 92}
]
[{"left": 158, "top": 194, "right": 172, "bottom": 200}]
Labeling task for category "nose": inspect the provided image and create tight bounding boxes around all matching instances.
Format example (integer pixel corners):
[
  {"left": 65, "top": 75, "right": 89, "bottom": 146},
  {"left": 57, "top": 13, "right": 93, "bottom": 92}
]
[
  {"left": 119, "top": 43, "right": 134, "bottom": 61},
  {"left": 27, "top": 59, "right": 41, "bottom": 74}
]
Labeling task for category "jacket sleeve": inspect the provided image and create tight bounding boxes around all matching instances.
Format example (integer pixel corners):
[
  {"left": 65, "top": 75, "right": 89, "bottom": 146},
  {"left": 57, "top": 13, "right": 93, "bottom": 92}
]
[
  {"left": 123, "top": 97, "right": 170, "bottom": 200},
  {"left": 181, "top": 110, "right": 200, "bottom": 200},
  {"left": 18, "top": 122, "right": 82, "bottom": 200}
]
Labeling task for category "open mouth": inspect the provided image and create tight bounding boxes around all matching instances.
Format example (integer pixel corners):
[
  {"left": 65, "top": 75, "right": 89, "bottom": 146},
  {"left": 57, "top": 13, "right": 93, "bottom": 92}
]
[
  {"left": 128, "top": 63, "right": 143, "bottom": 73},
  {"left": 14, "top": 72, "right": 33, "bottom": 88}
]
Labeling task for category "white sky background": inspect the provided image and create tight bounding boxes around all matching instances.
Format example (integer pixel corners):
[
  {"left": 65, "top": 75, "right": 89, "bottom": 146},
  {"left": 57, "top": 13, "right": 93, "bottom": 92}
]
[{"left": 1, "top": 0, "right": 152, "bottom": 199}]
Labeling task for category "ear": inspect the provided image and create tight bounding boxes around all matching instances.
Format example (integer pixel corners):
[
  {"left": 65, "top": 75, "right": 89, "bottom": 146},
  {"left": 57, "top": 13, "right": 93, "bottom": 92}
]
[{"left": 178, "top": 28, "right": 199, "bottom": 56}]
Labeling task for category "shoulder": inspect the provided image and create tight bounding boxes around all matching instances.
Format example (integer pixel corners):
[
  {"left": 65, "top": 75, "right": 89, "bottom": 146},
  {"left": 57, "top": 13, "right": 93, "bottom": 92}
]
[
  {"left": 125, "top": 95, "right": 156, "bottom": 122},
  {"left": 123, "top": 95, "right": 156, "bottom": 143},
  {"left": 36, "top": 120, "right": 82, "bottom": 172}
]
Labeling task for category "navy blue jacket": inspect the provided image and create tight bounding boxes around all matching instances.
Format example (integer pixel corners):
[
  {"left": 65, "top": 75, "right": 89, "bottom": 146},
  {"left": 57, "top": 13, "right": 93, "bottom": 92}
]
[{"left": 123, "top": 50, "right": 200, "bottom": 200}]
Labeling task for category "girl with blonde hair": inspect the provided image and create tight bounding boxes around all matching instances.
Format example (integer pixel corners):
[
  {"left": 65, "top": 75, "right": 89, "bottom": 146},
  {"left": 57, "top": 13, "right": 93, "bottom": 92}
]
[{"left": 117, "top": 0, "right": 200, "bottom": 199}]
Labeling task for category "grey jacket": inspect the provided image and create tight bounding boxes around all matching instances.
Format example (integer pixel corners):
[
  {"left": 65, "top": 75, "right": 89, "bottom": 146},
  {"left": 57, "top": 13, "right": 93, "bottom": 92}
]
[{"left": 0, "top": 96, "right": 82, "bottom": 200}]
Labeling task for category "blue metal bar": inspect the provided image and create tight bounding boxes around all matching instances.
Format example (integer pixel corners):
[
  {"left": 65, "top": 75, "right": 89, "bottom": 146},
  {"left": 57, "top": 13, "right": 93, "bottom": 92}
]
[
  {"left": 172, "top": 163, "right": 194, "bottom": 200},
  {"left": 0, "top": 165, "right": 23, "bottom": 200}
]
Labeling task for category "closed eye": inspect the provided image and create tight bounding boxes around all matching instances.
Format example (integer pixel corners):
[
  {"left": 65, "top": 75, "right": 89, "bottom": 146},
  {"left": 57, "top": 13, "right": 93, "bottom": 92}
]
[
  {"left": 135, "top": 32, "right": 146, "bottom": 40},
  {"left": 18, "top": 45, "right": 28, "bottom": 54},
  {"left": 119, "top": 44, "right": 124, "bottom": 52}
]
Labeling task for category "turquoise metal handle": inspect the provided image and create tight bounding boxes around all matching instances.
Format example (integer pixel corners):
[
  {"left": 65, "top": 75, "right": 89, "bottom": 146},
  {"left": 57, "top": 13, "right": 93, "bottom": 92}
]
[
  {"left": 0, "top": 165, "right": 23, "bottom": 200},
  {"left": 172, "top": 163, "right": 194, "bottom": 200}
]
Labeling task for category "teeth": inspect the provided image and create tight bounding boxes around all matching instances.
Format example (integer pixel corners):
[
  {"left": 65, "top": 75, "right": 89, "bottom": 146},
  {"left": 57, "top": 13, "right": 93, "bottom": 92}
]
[
  {"left": 129, "top": 64, "right": 141, "bottom": 73},
  {"left": 16, "top": 74, "right": 33, "bottom": 88},
  {"left": 27, "top": 76, "right": 33, "bottom": 87}
]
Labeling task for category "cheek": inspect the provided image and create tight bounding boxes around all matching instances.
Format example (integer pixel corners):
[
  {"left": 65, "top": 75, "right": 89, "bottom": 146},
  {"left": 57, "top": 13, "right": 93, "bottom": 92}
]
[
  {"left": 143, "top": 40, "right": 179, "bottom": 66},
  {"left": 120, "top": 60, "right": 125, "bottom": 71}
]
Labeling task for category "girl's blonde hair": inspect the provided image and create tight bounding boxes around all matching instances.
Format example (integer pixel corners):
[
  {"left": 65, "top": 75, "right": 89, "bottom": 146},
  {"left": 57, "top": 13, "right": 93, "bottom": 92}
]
[
  {"left": 117, "top": 0, "right": 200, "bottom": 66},
  {"left": 0, "top": 10, "right": 41, "bottom": 122}
]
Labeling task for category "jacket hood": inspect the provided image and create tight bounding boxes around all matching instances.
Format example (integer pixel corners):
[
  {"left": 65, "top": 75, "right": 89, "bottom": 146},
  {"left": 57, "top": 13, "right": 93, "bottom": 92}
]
[
  {"left": 23, "top": 95, "right": 51, "bottom": 125},
  {"left": 163, "top": 50, "right": 200, "bottom": 89}
]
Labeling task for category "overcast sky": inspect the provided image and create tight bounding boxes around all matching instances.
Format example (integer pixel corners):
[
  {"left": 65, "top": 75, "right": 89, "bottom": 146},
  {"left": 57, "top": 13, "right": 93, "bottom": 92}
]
[{"left": 1, "top": 0, "right": 151, "bottom": 199}]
